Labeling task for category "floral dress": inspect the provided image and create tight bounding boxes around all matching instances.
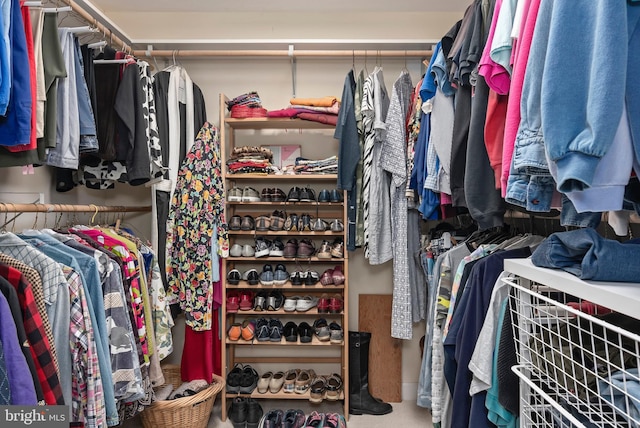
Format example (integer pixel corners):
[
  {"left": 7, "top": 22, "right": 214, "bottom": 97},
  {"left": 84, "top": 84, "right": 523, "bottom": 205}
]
[{"left": 166, "top": 122, "right": 229, "bottom": 331}]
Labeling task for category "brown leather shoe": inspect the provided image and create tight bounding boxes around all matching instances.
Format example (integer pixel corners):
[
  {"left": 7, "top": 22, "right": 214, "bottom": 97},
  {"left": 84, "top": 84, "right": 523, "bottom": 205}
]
[{"left": 296, "top": 239, "right": 315, "bottom": 258}]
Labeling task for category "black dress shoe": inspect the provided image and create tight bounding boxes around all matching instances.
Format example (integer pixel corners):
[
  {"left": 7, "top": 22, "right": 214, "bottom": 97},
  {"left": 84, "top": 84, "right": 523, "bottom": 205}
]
[
  {"left": 283, "top": 321, "right": 299, "bottom": 342},
  {"left": 287, "top": 187, "right": 301, "bottom": 202},
  {"left": 298, "top": 322, "right": 313, "bottom": 343},
  {"left": 299, "top": 187, "right": 316, "bottom": 202}
]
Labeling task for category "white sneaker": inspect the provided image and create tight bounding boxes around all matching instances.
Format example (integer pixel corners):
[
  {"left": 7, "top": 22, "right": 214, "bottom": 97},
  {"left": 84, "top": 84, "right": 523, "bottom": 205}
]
[
  {"left": 283, "top": 296, "right": 300, "bottom": 312},
  {"left": 295, "top": 296, "right": 318, "bottom": 312}
]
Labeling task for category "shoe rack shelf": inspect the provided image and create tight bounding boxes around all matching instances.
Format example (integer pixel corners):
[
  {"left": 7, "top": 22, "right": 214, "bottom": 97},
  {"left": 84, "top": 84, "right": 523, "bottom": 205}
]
[
  {"left": 220, "top": 94, "right": 349, "bottom": 421},
  {"left": 229, "top": 309, "right": 344, "bottom": 316},
  {"left": 229, "top": 173, "right": 338, "bottom": 180},
  {"left": 228, "top": 389, "right": 345, "bottom": 401},
  {"left": 229, "top": 231, "right": 344, "bottom": 236},
  {"left": 226, "top": 283, "right": 345, "bottom": 290},
  {"left": 227, "top": 256, "right": 345, "bottom": 262},
  {"left": 227, "top": 201, "right": 344, "bottom": 206},
  {"left": 226, "top": 337, "right": 344, "bottom": 346}
]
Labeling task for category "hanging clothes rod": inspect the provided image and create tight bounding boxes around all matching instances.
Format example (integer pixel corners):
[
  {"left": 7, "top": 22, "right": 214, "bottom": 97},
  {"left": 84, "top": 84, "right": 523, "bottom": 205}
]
[
  {"left": 55, "top": 0, "right": 133, "bottom": 53},
  {"left": 131, "top": 48, "right": 433, "bottom": 59},
  {"left": 0, "top": 203, "right": 151, "bottom": 213}
]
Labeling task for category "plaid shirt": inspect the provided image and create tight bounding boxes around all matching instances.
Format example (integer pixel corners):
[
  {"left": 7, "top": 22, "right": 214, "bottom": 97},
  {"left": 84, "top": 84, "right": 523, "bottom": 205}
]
[
  {"left": 0, "top": 261, "right": 64, "bottom": 405},
  {"left": 0, "top": 254, "right": 58, "bottom": 371},
  {"left": 65, "top": 267, "right": 105, "bottom": 428}
]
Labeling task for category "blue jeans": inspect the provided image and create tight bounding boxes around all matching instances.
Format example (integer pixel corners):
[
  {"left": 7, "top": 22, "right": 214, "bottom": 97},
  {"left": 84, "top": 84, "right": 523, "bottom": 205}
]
[
  {"left": 559, "top": 195, "right": 601, "bottom": 229},
  {"left": 531, "top": 228, "right": 640, "bottom": 281},
  {"left": 73, "top": 38, "right": 98, "bottom": 154}
]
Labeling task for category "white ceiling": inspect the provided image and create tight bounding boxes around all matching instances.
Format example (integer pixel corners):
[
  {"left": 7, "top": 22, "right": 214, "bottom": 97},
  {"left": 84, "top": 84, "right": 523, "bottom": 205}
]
[{"left": 91, "top": 0, "right": 470, "bottom": 13}]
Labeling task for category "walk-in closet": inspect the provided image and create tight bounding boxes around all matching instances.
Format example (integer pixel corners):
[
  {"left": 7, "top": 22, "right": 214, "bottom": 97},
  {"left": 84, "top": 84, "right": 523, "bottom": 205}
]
[{"left": 1, "top": 1, "right": 640, "bottom": 428}]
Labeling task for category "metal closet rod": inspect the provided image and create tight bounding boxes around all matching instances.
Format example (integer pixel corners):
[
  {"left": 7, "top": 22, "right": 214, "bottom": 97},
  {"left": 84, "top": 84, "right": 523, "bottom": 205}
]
[
  {"left": 0, "top": 203, "right": 151, "bottom": 213},
  {"left": 132, "top": 49, "right": 433, "bottom": 58}
]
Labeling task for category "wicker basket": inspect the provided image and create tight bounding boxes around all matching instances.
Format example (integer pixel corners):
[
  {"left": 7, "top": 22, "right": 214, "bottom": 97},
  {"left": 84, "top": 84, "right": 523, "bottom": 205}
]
[{"left": 140, "top": 365, "right": 223, "bottom": 428}]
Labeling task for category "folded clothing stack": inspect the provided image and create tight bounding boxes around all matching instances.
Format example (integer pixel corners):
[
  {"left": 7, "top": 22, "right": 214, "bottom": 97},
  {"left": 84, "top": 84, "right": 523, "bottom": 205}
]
[
  {"left": 282, "top": 156, "right": 338, "bottom": 175},
  {"left": 227, "top": 146, "right": 274, "bottom": 175},
  {"left": 267, "top": 96, "right": 340, "bottom": 126},
  {"left": 226, "top": 91, "right": 268, "bottom": 118}
]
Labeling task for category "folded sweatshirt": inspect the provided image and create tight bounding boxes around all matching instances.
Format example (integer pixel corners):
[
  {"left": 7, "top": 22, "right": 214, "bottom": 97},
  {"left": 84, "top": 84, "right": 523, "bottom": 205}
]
[{"left": 289, "top": 96, "right": 338, "bottom": 107}]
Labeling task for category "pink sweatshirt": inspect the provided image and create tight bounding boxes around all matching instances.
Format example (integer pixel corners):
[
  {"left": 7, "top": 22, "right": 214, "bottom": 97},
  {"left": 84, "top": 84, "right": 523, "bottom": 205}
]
[{"left": 500, "top": 0, "right": 541, "bottom": 196}]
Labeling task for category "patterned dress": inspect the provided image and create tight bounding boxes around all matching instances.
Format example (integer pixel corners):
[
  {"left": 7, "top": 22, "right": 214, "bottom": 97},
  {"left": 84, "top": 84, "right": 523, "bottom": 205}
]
[
  {"left": 166, "top": 123, "right": 229, "bottom": 331},
  {"left": 380, "top": 71, "right": 414, "bottom": 339}
]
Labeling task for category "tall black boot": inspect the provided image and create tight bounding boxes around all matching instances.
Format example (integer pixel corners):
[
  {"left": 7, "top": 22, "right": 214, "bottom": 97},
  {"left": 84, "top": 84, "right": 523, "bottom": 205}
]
[{"left": 348, "top": 331, "right": 393, "bottom": 415}]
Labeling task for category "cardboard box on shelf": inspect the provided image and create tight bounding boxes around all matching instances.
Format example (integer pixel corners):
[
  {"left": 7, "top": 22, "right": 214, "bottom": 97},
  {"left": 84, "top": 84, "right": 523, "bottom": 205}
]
[{"left": 264, "top": 145, "right": 301, "bottom": 169}]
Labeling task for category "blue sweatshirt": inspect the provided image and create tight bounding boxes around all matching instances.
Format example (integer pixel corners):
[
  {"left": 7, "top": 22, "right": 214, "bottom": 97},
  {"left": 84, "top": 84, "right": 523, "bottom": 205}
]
[{"left": 540, "top": 0, "right": 628, "bottom": 193}]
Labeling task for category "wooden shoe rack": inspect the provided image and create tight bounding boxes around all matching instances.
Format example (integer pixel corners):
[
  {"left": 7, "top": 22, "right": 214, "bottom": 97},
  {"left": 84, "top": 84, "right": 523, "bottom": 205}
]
[{"left": 219, "top": 94, "right": 349, "bottom": 421}]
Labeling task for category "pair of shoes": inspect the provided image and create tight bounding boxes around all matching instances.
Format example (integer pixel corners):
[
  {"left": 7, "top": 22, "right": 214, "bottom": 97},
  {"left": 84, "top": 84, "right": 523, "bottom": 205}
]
[
  {"left": 259, "top": 408, "right": 305, "bottom": 428},
  {"left": 255, "top": 318, "right": 283, "bottom": 342},
  {"left": 317, "top": 294, "right": 343, "bottom": 314},
  {"left": 282, "top": 295, "right": 318, "bottom": 312},
  {"left": 228, "top": 214, "right": 255, "bottom": 231},
  {"left": 228, "top": 397, "right": 263, "bottom": 428},
  {"left": 287, "top": 187, "right": 316, "bottom": 202},
  {"left": 253, "top": 290, "right": 285, "bottom": 311},
  {"left": 284, "top": 239, "right": 316, "bottom": 258},
  {"left": 320, "top": 266, "right": 345, "bottom": 286},
  {"left": 311, "top": 320, "right": 342, "bottom": 343},
  {"left": 317, "top": 189, "right": 344, "bottom": 203},
  {"left": 270, "top": 210, "right": 286, "bottom": 230},
  {"left": 290, "top": 270, "right": 320, "bottom": 286},
  {"left": 241, "top": 186, "right": 261, "bottom": 202},
  {"left": 259, "top": 264, "right": 289, "bottom": 285},
  {"left": 282, "top": 322, "right": 313, "bottom": 343},
  {"left": 256, "top": 371, "right": 286, "bottom": 394},
  {"left": 228, "top": 319, "right": 256, "bottom": 341},
  {"left": 261, "top": 187, "right": 287, "bottom": 202},
  {"left": 227, "top": 363, "right": 254, "bottom": 393},
  {"left": 230, "top": 244, "right": 255, "bottom": 257}
]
